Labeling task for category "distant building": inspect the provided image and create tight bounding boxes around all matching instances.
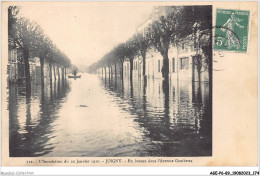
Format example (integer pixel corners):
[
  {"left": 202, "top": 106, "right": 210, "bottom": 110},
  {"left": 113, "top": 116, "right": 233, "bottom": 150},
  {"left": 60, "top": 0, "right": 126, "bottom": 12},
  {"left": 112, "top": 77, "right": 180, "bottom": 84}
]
[
  {"left": 8, "top": 48, "right": 38, "bottom": 83},
  {"left": 7, "top": 49, "right": 18, "bottom": 82}
]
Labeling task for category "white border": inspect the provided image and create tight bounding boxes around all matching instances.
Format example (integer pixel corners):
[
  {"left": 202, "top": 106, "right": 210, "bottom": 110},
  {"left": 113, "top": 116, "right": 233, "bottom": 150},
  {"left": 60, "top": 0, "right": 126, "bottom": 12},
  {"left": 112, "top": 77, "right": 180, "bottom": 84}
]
[{"left": 0, "top": 0, "right": 259, "bottom": 175}]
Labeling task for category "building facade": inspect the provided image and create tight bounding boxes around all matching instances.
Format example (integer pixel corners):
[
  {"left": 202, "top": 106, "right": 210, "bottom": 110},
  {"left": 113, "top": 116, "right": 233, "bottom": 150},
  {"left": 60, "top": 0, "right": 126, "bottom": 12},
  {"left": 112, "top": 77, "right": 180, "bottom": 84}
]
[
  {"left": 121, "top": 6, "right": 210, "bottom": 84},
  {"left": 8, "top": 49, "right": 40, "bottom": 83},
  {"left": 121, "top": 33, "right": 210, "bottom": 84}
]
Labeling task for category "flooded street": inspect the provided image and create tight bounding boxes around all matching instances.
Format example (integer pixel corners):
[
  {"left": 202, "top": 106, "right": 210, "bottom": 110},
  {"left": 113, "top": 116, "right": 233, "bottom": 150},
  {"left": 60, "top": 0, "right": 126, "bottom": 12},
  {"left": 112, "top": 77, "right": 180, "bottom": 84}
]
[
  {"left": 8, "top": 73, "right": 211, "bottom": 157},
  {"left": 4, "top": 1, "right": 258, "bottom": 172}
]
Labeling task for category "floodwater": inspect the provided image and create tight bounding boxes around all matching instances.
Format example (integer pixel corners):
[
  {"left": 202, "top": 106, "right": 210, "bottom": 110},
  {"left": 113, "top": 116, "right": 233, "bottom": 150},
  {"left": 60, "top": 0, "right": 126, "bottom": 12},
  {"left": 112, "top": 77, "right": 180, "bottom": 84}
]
[{"left": 8, "top": 73, "right": 212, "bottom": 157}]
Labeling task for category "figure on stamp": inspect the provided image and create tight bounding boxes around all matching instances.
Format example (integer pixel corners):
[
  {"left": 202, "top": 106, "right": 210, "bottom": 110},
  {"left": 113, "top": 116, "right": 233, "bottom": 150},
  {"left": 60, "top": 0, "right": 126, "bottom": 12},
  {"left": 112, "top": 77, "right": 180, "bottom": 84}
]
[{"left": 221, "top": 13, "right": 244, "bottom": 49}]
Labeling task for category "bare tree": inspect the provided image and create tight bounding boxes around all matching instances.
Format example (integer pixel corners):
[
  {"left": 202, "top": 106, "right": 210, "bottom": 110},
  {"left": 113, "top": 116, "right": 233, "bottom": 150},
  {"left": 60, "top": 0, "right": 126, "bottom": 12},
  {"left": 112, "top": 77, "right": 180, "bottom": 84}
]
[
  {"left": 146, "top": 7, "right": 182, "bottom": 80},
  {"left": 54, "top": 49, "right": 71, "bottom": 80},
  {"left": 125, "top": 38, "right": 139, "bottom": 97},
  {"left": 114, "top": 43, "right": 127, "bottom": 85},
  {"left": 133, "top": 32, "right": 150, "bottom": 77},
  {"left": 36, "top": 36, "right": 54, "bottom": 88},
  {"left": 8, "top": 6, "right": 20, "bottom": 49},
  {"left": 183, "top": 6, "right": 212, "bottom": 83},
  {"left": 125, "top": 38, "right": 139, "bottom": 86},
  {"left": 13, "top": 17, "right": 44, "bottom": 95}
]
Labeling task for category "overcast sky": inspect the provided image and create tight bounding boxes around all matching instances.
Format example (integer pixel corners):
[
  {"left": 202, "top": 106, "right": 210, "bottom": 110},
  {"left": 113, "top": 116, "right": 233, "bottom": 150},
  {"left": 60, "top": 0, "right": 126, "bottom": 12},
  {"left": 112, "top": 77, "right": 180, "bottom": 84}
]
[{"left": 19, "top": 2, "right": 153, "bottom": 67}]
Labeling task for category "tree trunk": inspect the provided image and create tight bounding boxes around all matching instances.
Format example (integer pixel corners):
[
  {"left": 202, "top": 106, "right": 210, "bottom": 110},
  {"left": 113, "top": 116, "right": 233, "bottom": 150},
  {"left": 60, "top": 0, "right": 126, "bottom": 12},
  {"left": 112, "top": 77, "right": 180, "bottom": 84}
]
[
  {"left": 162, "top": 51, "right": 169, "bottom": 80},
  {"left": 176, "top": 41, "right": 180, "bottom": 83},
  {"left": 40, "top": 57, "right": 45, "bottom": 85},
  {"left": 198, "top": 71, "right": 201, "bottom": 83},
  {"left": 23, "top": 48, "right": 31, "bottom": 97},
  {"left": 49, "top": 62, "right": 52, "bottom": 85},
  {"left": 121, "top": 61, "right": 124, "bottom": 92},
  {"left": 57, "top": 66, "right": 60, "bottom": 80},
  {"left": 104, "top": 67, "right": 107, "bottom": 83},
  {"left": 196, "top": 55, "right": 202, "bottom": 83},
  {"left": 142, "top": 52, "right": 147, "bottom": 86},
  {"left": 142, "top": 52, "right": 146, "bottom": 76},
  {"left": 53, "top": 65, "right": 56, "bottom": 81},
  {"left": 62, "top": 67, "right": 64, "bottom": 81},
  {"left": 40, "top": 57, "right": 45, "bottom": 99},
  {"left": 162, "top": 79, "right": 169, "bottom": 118},
  {"left": 192, "top": 81, "right": 195, "bottom": 103},
  {"left": 49, "top": 62, "right": 53, "bottom": 100},
  {"left": 130, "top": 59, "right": 134, "bottom": 83},
  {"left": 114, "top": 63, "right": 117, "bottom": 89},
  {"left": 110, "top": 66, "right": 113, "bottom": 81},
  {"left": 108, "top": 66, "right": 110, "bottom": 84},
  {"left": 61, "top": 67, "right": 65, "bottom": 87},
  {"left": 114, "top": 63, "right": 117, "bottom": 79},
  {"left": 130, "top": 58, "right": 134, "bottom": 97}
]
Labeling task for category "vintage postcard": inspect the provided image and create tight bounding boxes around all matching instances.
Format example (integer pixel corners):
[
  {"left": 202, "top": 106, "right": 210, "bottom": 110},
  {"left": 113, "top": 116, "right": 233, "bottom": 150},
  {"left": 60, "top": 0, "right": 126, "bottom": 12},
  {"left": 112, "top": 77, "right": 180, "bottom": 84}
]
[{"left": 1, "top": 1, "right": 258, "bottom": 167}]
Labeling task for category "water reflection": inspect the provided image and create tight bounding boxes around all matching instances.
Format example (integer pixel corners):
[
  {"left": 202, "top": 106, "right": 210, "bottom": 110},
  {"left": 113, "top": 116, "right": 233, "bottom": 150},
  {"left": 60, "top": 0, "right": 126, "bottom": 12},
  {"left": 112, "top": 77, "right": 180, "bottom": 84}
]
[
  {"left": 9, "top": 78, "right": 70, "bottom": 156},
  {"left": 9, "top": 73, "right": 211, "bottom": 157},
  {"left": 102, "top": 73, "right": 212, "bottom": 156}
]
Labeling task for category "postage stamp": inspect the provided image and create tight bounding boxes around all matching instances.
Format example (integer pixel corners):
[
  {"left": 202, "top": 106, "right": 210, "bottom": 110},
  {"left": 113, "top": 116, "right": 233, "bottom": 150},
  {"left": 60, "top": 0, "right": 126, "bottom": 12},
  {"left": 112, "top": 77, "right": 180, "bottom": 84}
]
[{"left": 214, "top": 9, "right": 250, "bottom": 52}]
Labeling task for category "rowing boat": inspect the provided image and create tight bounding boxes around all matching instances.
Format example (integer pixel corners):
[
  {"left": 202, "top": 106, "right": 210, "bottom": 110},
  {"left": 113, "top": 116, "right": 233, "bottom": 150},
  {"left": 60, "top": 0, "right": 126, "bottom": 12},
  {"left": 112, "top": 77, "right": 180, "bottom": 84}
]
[{"left": 68, "top": 75, "right": 81, "bottom": 78}]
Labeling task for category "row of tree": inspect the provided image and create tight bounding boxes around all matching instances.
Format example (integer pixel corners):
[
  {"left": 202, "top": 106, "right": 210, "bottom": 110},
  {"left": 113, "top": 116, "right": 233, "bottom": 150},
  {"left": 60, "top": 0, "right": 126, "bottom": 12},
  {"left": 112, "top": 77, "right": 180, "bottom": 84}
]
[
  {"left": 88, "top": 6, "right": 212, "bottom": 84},
  {"left": 8, "top": 6, "right": 72, "bottom": 97}
]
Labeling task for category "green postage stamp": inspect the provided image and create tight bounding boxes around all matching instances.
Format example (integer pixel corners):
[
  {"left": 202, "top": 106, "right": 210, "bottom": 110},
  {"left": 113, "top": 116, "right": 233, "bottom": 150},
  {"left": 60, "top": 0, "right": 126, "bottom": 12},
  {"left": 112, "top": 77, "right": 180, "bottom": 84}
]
[{"left": 214, "top": 9, "right": 250, "bottom": 52}]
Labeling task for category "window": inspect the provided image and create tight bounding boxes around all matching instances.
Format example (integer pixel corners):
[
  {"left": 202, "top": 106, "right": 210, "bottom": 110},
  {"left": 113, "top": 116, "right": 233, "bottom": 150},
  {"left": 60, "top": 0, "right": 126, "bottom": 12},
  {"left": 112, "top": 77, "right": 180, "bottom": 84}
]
[
  {"left": 10, "top": 49, "right": 17, "bottom": 63},
  {"left": 158, "top": 60, "right": 160, "bottom": 72},
  {"left": 180, "top": 57, "right": 189, "bottom": 70},
  {"left": 172, "top": 58, "right": 175, "bottom": 72}
]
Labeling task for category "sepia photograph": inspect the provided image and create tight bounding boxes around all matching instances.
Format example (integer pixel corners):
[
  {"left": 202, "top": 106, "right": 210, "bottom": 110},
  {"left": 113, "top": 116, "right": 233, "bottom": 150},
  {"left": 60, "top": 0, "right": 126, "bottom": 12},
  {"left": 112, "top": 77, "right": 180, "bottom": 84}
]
[
  {"left": 1, "top": 1, "right": 258, "bottom": 169},
  {"left": 6, "top": 4, "right": 212, "bottom": 157}
]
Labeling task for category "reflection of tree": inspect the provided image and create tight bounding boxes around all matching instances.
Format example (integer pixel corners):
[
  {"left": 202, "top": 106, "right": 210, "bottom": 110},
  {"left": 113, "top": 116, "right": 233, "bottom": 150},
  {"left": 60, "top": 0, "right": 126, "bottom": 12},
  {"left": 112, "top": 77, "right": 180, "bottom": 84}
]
[
  {"left": 24, "top": 98, "right": 32, "bottom": 152},
  {"left": 142, "top": 79, "right": 147, "bottom": 118},
  {"left": 130, "top": 78, "right": 134, "bottom": 98},
  {"left": 124, "top": 38, "right": 138, "bottom": 98},
  {"left": 102, "top": 76, "right": 170, "bottom": 154},
  {"left": 191, "top": 82, "right": 212, "bottom": 155},
  {"left": 50, "top": 76, "right": 53, "bottom": 101},
  {"left": 192, "top": 82, "right": 202, "bottom": 133},
  {"left": 9, "top": 79, "right": 70, "bottom": 156},
  {"left": 9, "top": 84, "right": 19, "bottom": 156},
  {"left": 162, "top": 79, "right": 169, "bottom": 119},
  {"left": 161, "top": 79, "right": 171, "bottom": 139},
  {"left": 100, "top": 73, "right": 211, "bottom": 156}
]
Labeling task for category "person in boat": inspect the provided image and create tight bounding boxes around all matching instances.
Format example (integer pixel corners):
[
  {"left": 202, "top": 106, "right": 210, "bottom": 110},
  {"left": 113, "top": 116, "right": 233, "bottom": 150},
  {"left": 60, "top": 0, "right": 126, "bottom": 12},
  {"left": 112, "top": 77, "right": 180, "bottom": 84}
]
[{"left": 73, "top": 69, "right": 77, "bottom": 77}]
